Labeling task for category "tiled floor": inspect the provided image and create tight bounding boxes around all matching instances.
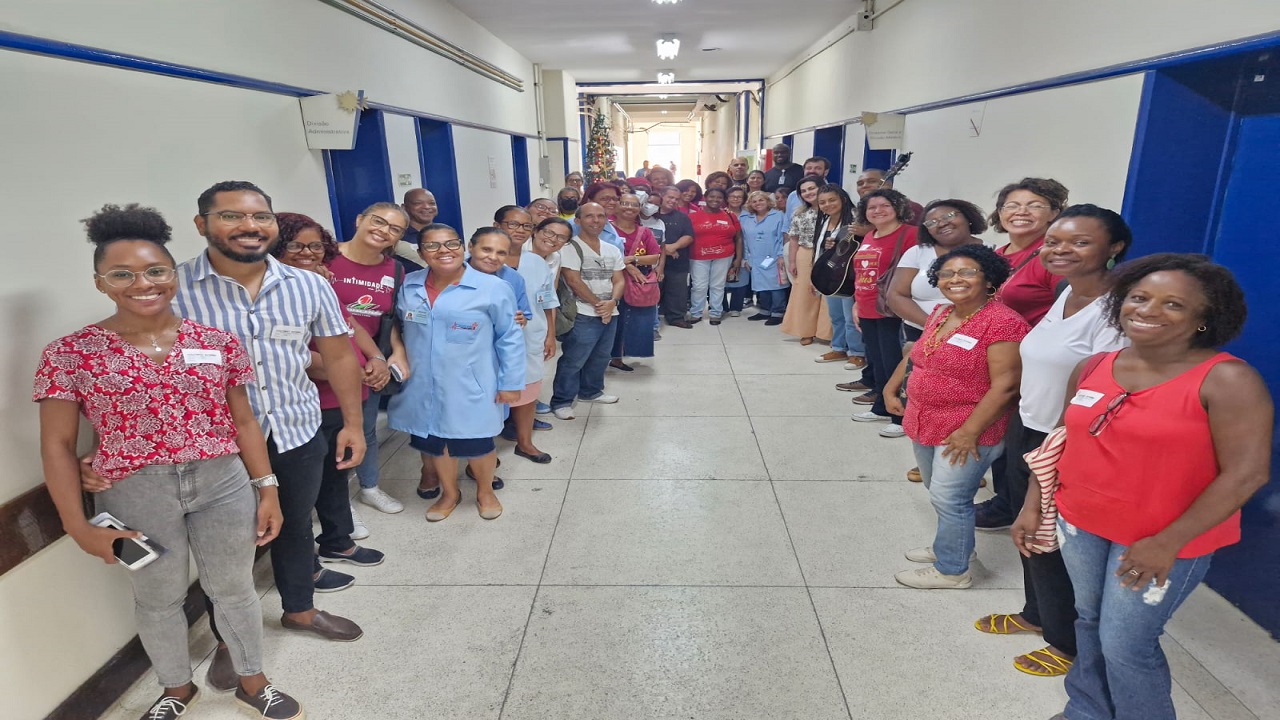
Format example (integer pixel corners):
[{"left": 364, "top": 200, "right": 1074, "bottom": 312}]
[{"left": 101, "top": 319, "right": 1280, "bottom": 720}]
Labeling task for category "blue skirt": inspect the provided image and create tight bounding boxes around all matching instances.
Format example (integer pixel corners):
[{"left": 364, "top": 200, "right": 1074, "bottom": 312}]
[{"left": 611, "top": 301, "right": 657, "bottom": 358}]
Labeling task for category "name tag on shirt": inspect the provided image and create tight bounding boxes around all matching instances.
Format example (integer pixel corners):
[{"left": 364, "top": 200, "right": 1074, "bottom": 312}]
[
  {"left": 180, "top": 349, "right": 222, "bottom": 365},
  {"left": 380, "top": 275, "right": 396, "bottom": 288},
  {"left": 716, "top": 220, "right": 729, "bottom": 225},
  {"left": 760, "top": 256, "right": 776, "bottom": 269},
  {"left": 404, "top": 309, "right": 430, "bottom": 324},
  {"left": 946, "top": 334, "right": 978, "bottom": 350},
  {"left": 1070, "top": 389, "right": 1106, "bottom": 408},
  {"left": 270, "top": 325, "right": 305, "bottom": 342},
  {"left": 535, "top": 290, "right": 550, "bottom": 306}
]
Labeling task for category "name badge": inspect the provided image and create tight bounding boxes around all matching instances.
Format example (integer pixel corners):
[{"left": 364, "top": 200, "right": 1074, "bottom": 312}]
[
  {"left": 270, "top": 325, "right": 305, "bottom": 342},
  {"left": 404, "top": 309, "right": 430, "bottom": 324},
  {"left": 946, "top": 333, "right": 978, "bottom": 350},
  {"left": 760, "top": 256, "right": 776, "bottom": 269},
  {"left": 1070, "top": 389, "right": 1106, "bottom": 408},
  {"left": 380, "top": 275, "right": 396, "bottom": 288},
  {"left": 716, "top": 220, "right": 729, "bottom": 225},
  {"left": 180, "top": 349, "right": 222, "bottom": 365}
]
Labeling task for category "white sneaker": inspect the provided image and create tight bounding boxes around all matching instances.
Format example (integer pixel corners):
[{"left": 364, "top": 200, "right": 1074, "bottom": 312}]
[
  {"left": 359, "top": 487, "right": 404, "bottom": 514},
  {"left": 553, "top": 406, "right": 576, "bottom": 420},
  {"left": 879, "top": 423, "right": 906, "bottom": 438},
  {"left": 905, "top": 546, "right": 978, "bottom": 563},
  {"left": 582, "top": 394, "right": 619, "bottom": 404},
  {"left": 349, "top": 503, "right": 370, "bottom": 540},
  {"left": 895, "top": 565, "right": 972, "bottom": 589},
  {"left": 729, "top": 310, "right": 741, "bottom": 317},
  {"left": 852, "top": 411, "right": 890, "bottom": 423}
]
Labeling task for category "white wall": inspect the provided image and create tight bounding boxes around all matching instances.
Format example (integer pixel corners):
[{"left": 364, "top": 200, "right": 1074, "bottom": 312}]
[
  {"left": 765, "top": 0, "right": 1280, "bottom": 134},
  {"left": 789, "top": 131, "right": 815, "bottom": 169},
  {"left": 542, "top": 69, "right": 581, "bottom": 142},
  {"left": 842, "top": 122, "right": 868, "bottom": 195},
  {"left": 384, "top": 112, "right": 423, "bottom": 199},
  {"left": 697, "top": 100, "right": 740, "bottom": 181},
  {"left": 452, "top": 127, "right": 519, "bottom": 233}
]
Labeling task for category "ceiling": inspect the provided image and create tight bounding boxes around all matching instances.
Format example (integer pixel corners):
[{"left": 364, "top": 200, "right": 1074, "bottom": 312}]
[{"left": 448, "top": 0, "right": 860, "bottom": 84}]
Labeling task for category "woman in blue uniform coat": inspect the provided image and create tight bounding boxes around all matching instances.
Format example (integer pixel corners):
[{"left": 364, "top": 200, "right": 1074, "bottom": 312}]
[{"left": 740, "top": 190, "right": 791, "bottom": 323}]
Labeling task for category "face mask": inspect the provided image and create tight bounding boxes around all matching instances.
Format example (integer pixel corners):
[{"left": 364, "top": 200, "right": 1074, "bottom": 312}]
[
  {"left": 641, "top": 202, "right": 660, "bottom": 218},
  {"left": 633, "top": 190, "right": 649, "bottom": 204},
  {"left": 558, "top": 197, "right": 579, "bottom": 214}
]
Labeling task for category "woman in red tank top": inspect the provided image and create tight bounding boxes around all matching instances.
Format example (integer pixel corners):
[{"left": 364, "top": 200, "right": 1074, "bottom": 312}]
[{"left": 1049, "top": 254, "right": 1272, "bottom": 720}]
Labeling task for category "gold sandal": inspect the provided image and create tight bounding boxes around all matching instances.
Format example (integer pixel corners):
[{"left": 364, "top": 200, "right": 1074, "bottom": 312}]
[
  {"left": 974, "top": 613, "right": 1042, "bottom": 635},
  {"left": 1014, "top": 647, "right": 1074, "bottom": 677}
]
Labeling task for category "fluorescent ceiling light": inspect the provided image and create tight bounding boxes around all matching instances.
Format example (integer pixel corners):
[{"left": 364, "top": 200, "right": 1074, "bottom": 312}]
[
  {"left": 652, "top": 0, "right": 679, "bottom": 4},
  {"left": 656, "top": 36, "right": 680, "bottom": 60},
  {"left": 656, "top": 71, "right": 676, "bottom": 84}
]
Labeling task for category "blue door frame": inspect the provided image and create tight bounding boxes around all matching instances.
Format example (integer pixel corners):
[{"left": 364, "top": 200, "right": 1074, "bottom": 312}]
[
  {"left": 416, "top": 118, "right": 464, "bottom": 232},
  {"left": 511, "top": 136, "right": 531, "bottom": 206},
  {"left": 323, "top": 109, "right": 392, "bottom": 241}
]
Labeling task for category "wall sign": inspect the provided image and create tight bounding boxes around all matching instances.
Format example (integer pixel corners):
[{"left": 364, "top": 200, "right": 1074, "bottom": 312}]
[
  {"left": 863, "top": 111, "right": 906, "bottom": 150},
  {"left": 299, "top": 91, "right": 364, "bottom": 150}
]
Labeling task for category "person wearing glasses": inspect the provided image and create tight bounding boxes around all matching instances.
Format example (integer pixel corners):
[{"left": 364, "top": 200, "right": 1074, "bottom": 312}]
[
  {"left": 883, "top": 244, "right": 1029, "bottom": 589},
  {"left": 1040, "top": 254, "right": 1271, "bottom": 720},
  {"left": 390, "top": 224, "right": 525, "bottom": 522},
  {"left": 564, "top": 171, "right": 585, "bottom": 191},
  {"left": 526, "top": 197, "right": 559, "bottom": 225},
  {"left": 38, "top": 204, "right": 304, "bottom": 720},
  {"left": 608, "top": 193, "right": 662, "bottom": 368}
]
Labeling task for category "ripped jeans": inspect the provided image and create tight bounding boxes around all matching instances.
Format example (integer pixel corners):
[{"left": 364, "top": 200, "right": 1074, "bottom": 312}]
[{"left": 1056, "top": 517, "right": 1212, "bottom": 720}]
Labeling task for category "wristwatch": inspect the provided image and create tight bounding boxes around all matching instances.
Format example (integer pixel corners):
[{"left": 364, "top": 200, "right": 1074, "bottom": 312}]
[{"left": 250, "top": 473, "right": 279, "bottom": 489}]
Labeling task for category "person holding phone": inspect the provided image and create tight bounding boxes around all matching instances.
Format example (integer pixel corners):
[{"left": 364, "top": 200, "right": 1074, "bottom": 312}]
[{"left": 35, "top": 204, "right": 303, "bottom": 720}]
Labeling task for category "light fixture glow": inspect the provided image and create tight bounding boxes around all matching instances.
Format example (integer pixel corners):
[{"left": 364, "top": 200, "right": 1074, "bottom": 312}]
[
  {"left": 656, "top": 71, "right": 675, "bottom": 85},
  {"left": 651, "top": 0, "right": 679, "bottom": 4},
  {"left": 656, "top": 35, "right": 680, "bottom": 60},
  {"left": 657, "top": 94, "right": 669, "bottom": 99}
]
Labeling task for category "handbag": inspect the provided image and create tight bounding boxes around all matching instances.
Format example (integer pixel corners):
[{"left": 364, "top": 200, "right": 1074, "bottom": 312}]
[
  {"left": 376, "top": 262, "right": 406, "bottom": 395},
  {"left": 554, "top": 239, "right": 585, "bottom": 336},
  {"left": 623, "top": 271, "right": 660, "bottom": 307}
]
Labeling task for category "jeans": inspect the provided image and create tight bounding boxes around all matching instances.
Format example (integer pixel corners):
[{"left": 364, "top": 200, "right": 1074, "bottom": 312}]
[
  {"left": 316, "top": 408, "right": 358, "bottom": 555},
  {"left": 98, "top": 453, "right": 262, "bottom": 686},
  {"left": 352, "top": 392, "right": 381, "bottom": 489},
  {"left": 723, "top": 282, "right": 750, "bottom": 312},
  {"left": 1058, "top": 519, "right": 1212, "bottom": 720},
  {"left": 912, "top": 441, "right": 1005, "bottom": 575},
  {"left": 826, "top": 296, "right": 865, "bottom": 356},
  {"left": 755, "top": 288, "right": 790, "bottom": 318},
  {"left": 660, "top": 269, "right": 690, "bottom": 323},
  {"left": 690, "top": 257, "right": 733, "bottom": 319},
  {"left": 552, "top": 315, "right": 618, "bottom": 408},
  {"left": 861, "top": 316, "right": 904, "bottom": 423}
]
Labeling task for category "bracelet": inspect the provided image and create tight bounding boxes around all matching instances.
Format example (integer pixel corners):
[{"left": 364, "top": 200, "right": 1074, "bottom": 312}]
[
  {"left": 250, "top": 473, "right": 279, "bottom": 489},
  {"left": 370, "top": 355, "right": 387, "bottom": 363}
]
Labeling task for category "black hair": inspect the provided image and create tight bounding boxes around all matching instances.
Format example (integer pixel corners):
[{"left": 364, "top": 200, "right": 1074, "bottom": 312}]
[
  {"left": 469, "top": 226, "right": 509, "bottom": 247},
  {"left": 917, "top": 199, "right": 988, "bottom": 246},
  {"left": 795, "top": 174, "right": 825, "bottom": 209},
  {"left": 747, "top": 169, "right": 766, "bottom": 181},
  {"left": 775, "top": 185, "right": 794, "bottom": 196},
  {"left": 535, "top": 217, "right": 573, "bottom": 236},
  {"left": 703, "top": 187, "right": 728, "bottom": 201},
  {"left": 988, "top": 177, "right": 1069, "bottom": 233},
  {"left": 196, "top": 180, "right": 273, "bottom": 215},
  {"left": 675, "top": 179, "right": 703, "bottom": 203},
  {"left": 816, "top": 184, "right": 855, "bottom": 227},
  {"left": 803, "top": 156, "right": 831, "bottom": 172},
  {"left": 1051, "top": 204, "right": 1133, "bottom": 263},
  {"left": 1105, "top": 253, "right": 1246, "bottom": 349},
  {"left": 83, "top": 203, "right": 175, "bottom": 270},
  {"left": 856, "top": 188, "right": 912, "bottom": 225},
  {"left": 704, "top": 171, "right": 733, "bottom": 188},
  {"left": 493, "top": 205, "right": 528, "bottom": 223},
  {"left": 927, "top": 244, "right": 1012, "bottom": 291},
  {"left": 418, "top": 222, "right": 460, "bottom": 246}
]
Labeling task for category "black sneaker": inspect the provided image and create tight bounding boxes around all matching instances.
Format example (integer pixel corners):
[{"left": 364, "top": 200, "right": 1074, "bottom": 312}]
[
  {"left": 974, "top": 504, "right": 1014, "bottom": 532},
  {"left": 235, "top": 684, "right": 304, "bottom": 720},
  {"left": 313, "top": 567, "right": 354, "bottom": 592},
  {"left": 139, "top": 688, "right": 198, "bottom": 720},
  {"left": 318, "top": 545, "right": 385, "bottom": 567},
  {"left": 765, "top": 317, "right": 783, "bottom": 326},
  {"left": 748, "top": 313, "right": 770, "bottom": 321}
]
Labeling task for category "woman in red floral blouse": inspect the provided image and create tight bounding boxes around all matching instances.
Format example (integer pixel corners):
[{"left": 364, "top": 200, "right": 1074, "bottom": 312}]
[{"left": 33, "top": 204, "right": 302, "bottom": 719}]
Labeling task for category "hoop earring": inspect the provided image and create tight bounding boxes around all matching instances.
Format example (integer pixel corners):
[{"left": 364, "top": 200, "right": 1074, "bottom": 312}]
[
  {"left": 1197, "top": 325, "right": 1208, "bottom": 332},
  {"left": 986, "top": 286, "right": 996, "bottom": 297}
]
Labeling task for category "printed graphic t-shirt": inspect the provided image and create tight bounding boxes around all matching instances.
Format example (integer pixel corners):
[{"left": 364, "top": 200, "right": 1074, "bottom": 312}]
[
  {"left": 326, "top": 253, "right": 398, "bottom": 339},
  {"left": 688, "top": 209, "right": 740, "bottom": 260},
  {"left": 853, "top": 224, "right": 918, "bottom": 319},
  {"left": 562, "top": 237, "right": 625, "bottom": 317}
]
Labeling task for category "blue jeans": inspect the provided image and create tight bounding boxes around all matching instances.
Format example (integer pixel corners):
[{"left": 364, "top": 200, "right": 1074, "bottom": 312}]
[
  {"left": 756, "top": 288, "right": 790, "bottom": 318},
  {"left": 826, "top": 296, "right": 864, "bottom": 356},
  {"left": 551, "top": 315, "right": 618, "bottom": 408},
  {"left": 1058, "top": 519, "right": 1212, "bottom": 720},
  {"left": 353, "top": 392, "right": 381, "bottom": 489},
  {"left": 912, "top": 441, "right": 1005, "bottom": 575},
  {"left": 690, "top": 257, "right": 733, "bottom": 319}
]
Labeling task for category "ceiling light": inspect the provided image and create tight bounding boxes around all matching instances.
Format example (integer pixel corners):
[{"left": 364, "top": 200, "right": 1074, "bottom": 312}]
[
  {"left": 656, "top": 71, "right": 675, "bottom": 85},
  {"left": 656, "top": 35, "right": 680, "bottom": 60},
  {"left": 651, "top": 0, "right": 679, "bottom": 4},
  {"left": 661, "top": 110, "right": 669, "bottom": 115},
  {"left": 657, "top": 94, "right": 669, "bottom": 99}
]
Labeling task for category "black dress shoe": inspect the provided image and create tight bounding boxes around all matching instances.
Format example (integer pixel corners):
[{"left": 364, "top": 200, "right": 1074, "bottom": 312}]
[
  {"left": 669, "top": 319, "right": 693, "bottom": 329},
  {"left": 748, "top": 313, "right": 770, "bottom": 321},
  {"left": 280, "top": 610, "right": 363, "bottom": 642},
  {"left": 765, "top": 317, "right": 783, "bottom": 326},
  {"left": 689, "top": 317, "right": 703, "bottom": 324},
  {"left": 515, "top": 447, "right": 553, "bottom": 464}
]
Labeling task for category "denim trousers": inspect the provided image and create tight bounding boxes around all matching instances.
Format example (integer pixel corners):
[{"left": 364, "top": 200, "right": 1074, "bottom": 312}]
[
  {"left": 826, "top": 296, "right": 865, "bottom": 356},
  {"left": 98, "top": 453, "right": 263, "bottom": 686},
  {"left": 352, "top": 392, "right": 382, "bottom": 489},
  {"left": 1058, "top": 519, "right": 1212, "bottom": 720},
  {"left": 317, "top": 408, "right": 358, "bottom": 555},
  {"left": 912, "top": 441, "right": 1005, "bottom": 575},
  {"left": 689, "top": 257, "right": 733, "bottom": 320},
  {"left": 861, "top": 316, "right": 904, "bottom": 422},
  {"left": 755, "top": 288, "right": 790, "bottom": 318},
  {"left": 660, "top": 270, "right": 690, "bottom": 323},
  {"left": 552, "top": 315, "right": 618, "bottom": 408}
]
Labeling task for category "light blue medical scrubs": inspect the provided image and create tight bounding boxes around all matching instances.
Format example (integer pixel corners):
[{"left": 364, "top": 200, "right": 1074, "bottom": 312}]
[
  {"left": 739, "top": 209, "right": 789, "bottom": 292},
  {"left": 388, "top": 265, "right": 525, "bottom": 440}
]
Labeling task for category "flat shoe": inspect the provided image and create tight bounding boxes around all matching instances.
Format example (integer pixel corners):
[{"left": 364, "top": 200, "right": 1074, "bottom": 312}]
[
  {"left": 477, "top": 501, "right": 503, "bottom": 520},
  {"left": 425, "top": 497, "right": 460, "bottom": 522},
  {"left": 280, "top": 610, "right": 363, "bottom": 642},
  {"left": 799, "top": 337, "right": 814, "bottom": 346},
  {"left": 465, "top": 464, "right": 504, "bottom": 489},
  {"left": 417, "top": 485, "right": 441, "bottom": 500},
  {"left": 906, "top": 467, "right": 922, "bottom": 482},
  {"left": 765, "top": 317, "right": 783, "bottom": 326},
  {"left": 975, "top": 613, "right": 1042, "bottom": 635},
  {"left": 515, "top": 447, "right": 552, "bottom": 464}
]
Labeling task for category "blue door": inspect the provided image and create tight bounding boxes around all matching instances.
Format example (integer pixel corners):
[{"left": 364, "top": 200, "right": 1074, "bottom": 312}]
[
  {"left": 416, "top": 119, "right": 464, "bottom": 232},
  {"left": 324, "top": 109, "right": 392, "bottom": 241}
]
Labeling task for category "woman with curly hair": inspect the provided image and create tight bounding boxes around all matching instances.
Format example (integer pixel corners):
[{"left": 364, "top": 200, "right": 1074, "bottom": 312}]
[
  {"left": 887, "top": 199, "right": 988, "bottom": 342},
  {"left": 883, "top": 244, "right": 1030, "bottom": 589},
  {"left": 989, "top": 177, "right": 1070, "bottom": 325},
  {"left": 675, "top": 179, "right": 703, "bottom": 212},
  {"left": 1041, "top": 254, "right": 1271, "bottom": 720}
]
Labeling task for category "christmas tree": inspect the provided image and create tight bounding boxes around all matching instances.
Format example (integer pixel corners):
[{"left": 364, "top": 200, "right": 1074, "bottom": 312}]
[{"left": 584, "top": 108, "right": 616, "bottom": 186}]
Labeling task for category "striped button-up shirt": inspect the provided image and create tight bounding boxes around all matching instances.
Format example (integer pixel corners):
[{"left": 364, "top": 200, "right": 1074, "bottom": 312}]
[{"left": 174, "top": 252, "right": 348, "bottom": 452}]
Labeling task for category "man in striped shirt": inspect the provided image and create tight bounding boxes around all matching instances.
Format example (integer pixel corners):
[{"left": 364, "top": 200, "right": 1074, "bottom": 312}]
[{"left": 175, "top": 182, "right": 368, "bottom": 658}]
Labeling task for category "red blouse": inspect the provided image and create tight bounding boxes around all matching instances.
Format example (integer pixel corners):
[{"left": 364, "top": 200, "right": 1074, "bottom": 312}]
[
  {"left": 995, "top": 237, "right": 1058, "bottom": 325},
  {"left": 1056, "top": 351, "right": 1241, "bottom": 558},
  {"left": 32, "top": 321, "right": 254, "bottom": 482},
  {"left": 903, "top": 302, "right": 1030, "bottom": 446},
  {"left": 688, "top": 209, "right": 740, "bottom": 260}
]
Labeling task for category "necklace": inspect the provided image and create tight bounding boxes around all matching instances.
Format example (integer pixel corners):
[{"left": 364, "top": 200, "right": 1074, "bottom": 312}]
[
  {"left": 922, "top": 303, "right": 987, "bottom": 356},
  {"left": 117, "top": 318, "right": 180, "bottom": 354}
]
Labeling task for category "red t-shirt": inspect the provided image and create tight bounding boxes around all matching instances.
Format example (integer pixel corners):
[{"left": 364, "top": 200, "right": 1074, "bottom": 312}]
[
  {"left": 903, "top": 302, "right": 1030, "bottom": 445},
  {"left": 688, "top": 208, "right": 740, "bottom": 260},
  {"left": 614, "top": 223, "right": 660, "bottom": 258},
  {"left": 853, "top": 224, "right": 918, "bottom": 318},
  {"left": 327, "top": 253, "right": 398, "bottom": 340},
  {"left": 32, "top": 321, "right": 254, "bottom": 481},
  {"left": 312, "top": 328, "right": 369, "bottom": 411},
  {"left": 995, "top": 237, "right": 1057, "bottom": 325},
  {"left": 1056, "top": 351, "right": 1242, "bottom": 558}
]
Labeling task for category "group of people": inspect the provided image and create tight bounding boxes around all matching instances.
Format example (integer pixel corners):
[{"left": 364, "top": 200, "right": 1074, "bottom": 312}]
[{"left": 33, "top": 156, "right": 1271, "bottom": 720}]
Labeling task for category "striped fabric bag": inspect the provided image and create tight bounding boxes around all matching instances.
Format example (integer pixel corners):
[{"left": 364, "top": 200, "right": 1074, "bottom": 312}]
[{"left": 1023, "top": 426, "right": 1067, "bottom": 552}]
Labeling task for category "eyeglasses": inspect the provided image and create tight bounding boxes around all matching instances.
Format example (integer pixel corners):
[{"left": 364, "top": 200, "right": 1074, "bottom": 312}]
[
  {"left": 285, "top": 241, "right": 326, "bottom": 254},
  {"left": 1088, "top": 392, "right": 1130, "bottom": 436},
  {"left": 936, "top": 268, "right": 982, "bottom": 279},
  {"left": 922, "top": 211, "right": 961, "bottom": 229},
  {"left": 367, "top": 214, "right": 406, "bottom": 237},
  {"left": 420, "top": 239, "right": 463, "bottom": 252},
  {"left": 531, "top": 203, "right": 557, "bottom": 213},
  {"left": 537, "top": 228, "right": 570, "bottom": 242},
  {"left": 500, "top": 220, "right": 536, "bottom": 232},
  {"left": 203, "top": 211, "right": 277, "bottom": 225},
  {"left": 98, "top": 266, "right": 176, "bottom": 288},
  {"left": 999, "top": 202, "right": 1053, "bottom": 213}
]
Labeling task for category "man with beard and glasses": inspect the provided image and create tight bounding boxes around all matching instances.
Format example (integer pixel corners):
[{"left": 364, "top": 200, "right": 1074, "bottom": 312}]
[
  {"left": 556, "top": 186, "right": 581, "bottom": 220},
  {"left": 393, "top": 188, "right": 438, "bottom": 273}
]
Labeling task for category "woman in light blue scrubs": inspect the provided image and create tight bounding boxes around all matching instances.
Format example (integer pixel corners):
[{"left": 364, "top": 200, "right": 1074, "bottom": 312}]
[
  {"left": 739, "top": 190, "right": 791, "bottom": 323},
  {"left": 388, "top": 224, "right": 525, "bottom": 522}
]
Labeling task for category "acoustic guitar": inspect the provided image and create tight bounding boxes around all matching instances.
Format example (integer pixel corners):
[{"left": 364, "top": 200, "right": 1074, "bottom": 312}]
[{"left": 810, "top": 151, "right": 913, "bottom": 297}]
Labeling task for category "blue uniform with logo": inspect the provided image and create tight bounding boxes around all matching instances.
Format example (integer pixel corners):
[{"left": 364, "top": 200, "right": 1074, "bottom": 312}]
[{"left": 388, "top": 265, "right": 525, "bottom": 440}]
